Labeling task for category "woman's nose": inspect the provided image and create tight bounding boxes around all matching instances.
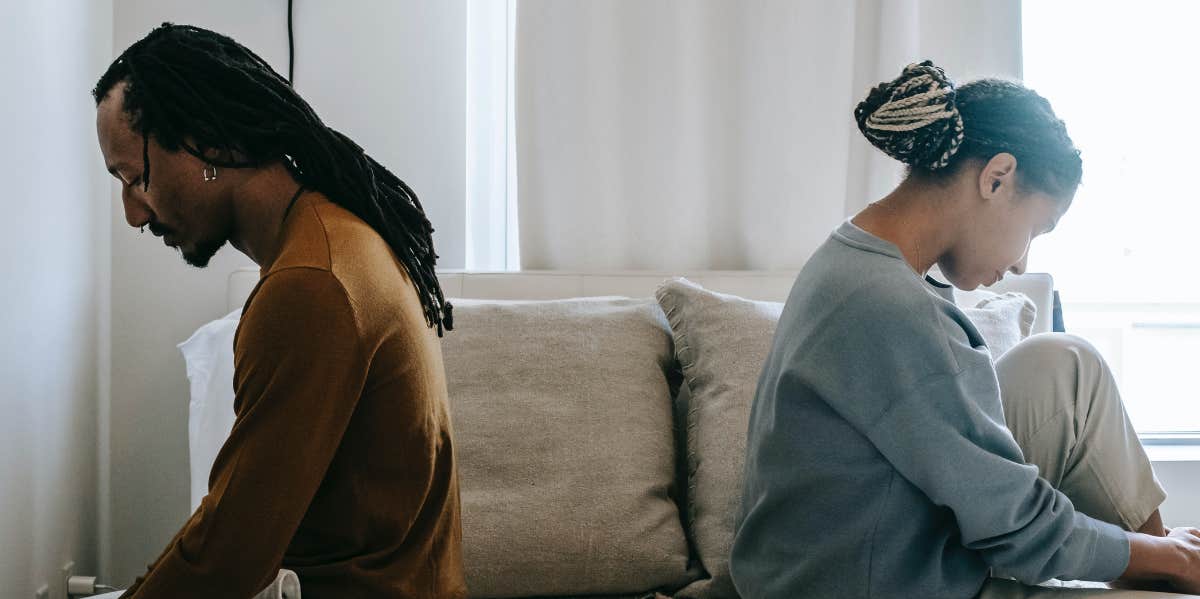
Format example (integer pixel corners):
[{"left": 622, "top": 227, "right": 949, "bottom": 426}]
[{"left": 1009, "top": 254, "right": 1029, "bottom": 275}]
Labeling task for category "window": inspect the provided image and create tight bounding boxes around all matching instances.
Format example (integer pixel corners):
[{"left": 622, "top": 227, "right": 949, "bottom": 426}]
[
  {"left": 1023, "top": 1, "right": 1200, "bottom": 436},
  {"left": 465, "top": 0, "right": 519, "bottom": 271}
]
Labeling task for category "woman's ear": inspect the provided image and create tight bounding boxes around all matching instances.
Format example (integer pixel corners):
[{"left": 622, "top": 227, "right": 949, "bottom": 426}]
[{"left": 979, "top": 153, "right": 1018, "bottom": 200}]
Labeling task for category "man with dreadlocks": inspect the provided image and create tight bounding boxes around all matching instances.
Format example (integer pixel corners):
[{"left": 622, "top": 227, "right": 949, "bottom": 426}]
[{"left": 93, "top": 23, "right": 465, "bottom": 598}]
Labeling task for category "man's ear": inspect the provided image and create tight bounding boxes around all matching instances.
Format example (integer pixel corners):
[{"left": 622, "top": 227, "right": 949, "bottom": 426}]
[
  {"left": 979, "top": 153, "right": 1017, "bottom": 200},
  {"left": 183, "top": 136, "right": 246, "bottom": 165}
]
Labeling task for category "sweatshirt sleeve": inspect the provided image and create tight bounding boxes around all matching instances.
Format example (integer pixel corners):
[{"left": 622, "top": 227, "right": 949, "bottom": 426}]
[
  {"left": 123, "top": 267, "right": 369, "bottom": 598},
  {"left": 807, "top": 286, "right": 1130, "bottom": 585}
]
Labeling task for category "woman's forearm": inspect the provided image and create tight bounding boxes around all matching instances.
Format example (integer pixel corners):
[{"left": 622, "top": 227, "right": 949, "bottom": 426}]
[{"left": 1123, "top": 531, "right": 1187, "bottom": 584}]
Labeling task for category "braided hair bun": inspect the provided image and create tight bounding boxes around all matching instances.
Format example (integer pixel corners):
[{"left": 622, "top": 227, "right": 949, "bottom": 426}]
[{"left": 855, "top": 60, "right": 964, "bottom": 171}]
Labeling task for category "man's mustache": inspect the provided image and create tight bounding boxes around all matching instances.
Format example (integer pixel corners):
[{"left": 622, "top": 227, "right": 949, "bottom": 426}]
[{"left": 147, "top": 221, "right": 173, "bottom": 237}]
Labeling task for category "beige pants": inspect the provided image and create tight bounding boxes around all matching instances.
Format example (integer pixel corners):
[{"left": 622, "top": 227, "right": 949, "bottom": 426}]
[{"left": 977, "top": 333, "right": 1178, "bottom": 599}]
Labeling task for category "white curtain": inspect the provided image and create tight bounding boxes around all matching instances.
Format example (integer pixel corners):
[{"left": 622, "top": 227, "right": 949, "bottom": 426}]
[{"left": 515, "top": 0, "right": 1021, "bottom": 270}]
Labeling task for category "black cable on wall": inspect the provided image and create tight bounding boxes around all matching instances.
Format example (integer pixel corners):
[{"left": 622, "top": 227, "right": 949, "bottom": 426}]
[{"left": 287, "top": 0, "right": 296, "bottom": 85}]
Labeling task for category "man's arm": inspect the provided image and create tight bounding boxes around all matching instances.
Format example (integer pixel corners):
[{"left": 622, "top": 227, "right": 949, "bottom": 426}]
[{"left": 124, "top": 268, "right": 368, "bottom": 598}]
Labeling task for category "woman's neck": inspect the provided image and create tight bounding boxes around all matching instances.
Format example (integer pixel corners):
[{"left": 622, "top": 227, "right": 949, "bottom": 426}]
[{"left": 850, "top": 177, "right": 963, "bottom": 276}]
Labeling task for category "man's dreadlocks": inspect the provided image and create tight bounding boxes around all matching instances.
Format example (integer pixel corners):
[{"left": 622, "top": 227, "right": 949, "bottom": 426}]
[{"left": 93, "top": 23, "right": 453, "bottom": 335}]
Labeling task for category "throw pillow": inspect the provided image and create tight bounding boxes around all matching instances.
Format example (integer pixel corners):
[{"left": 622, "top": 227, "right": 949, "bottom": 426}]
[{"left": 441, "top": 297, "right": 696, "bottom": 598}]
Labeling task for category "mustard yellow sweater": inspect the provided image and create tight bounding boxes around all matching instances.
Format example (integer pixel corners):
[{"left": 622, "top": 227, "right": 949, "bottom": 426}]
[{"left": 124, "top": 193, "right": 466, "bottom": 598}]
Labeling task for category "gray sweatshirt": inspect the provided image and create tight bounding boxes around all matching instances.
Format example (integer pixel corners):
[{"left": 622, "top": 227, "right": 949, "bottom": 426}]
[{"left": 729, "top": 220, "right": 1130, "bottom": 599}]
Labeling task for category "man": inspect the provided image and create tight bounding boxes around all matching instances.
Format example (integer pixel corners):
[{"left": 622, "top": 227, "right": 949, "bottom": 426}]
[{"left": 94, "top": 23, "right": 466, "bottom": 598}]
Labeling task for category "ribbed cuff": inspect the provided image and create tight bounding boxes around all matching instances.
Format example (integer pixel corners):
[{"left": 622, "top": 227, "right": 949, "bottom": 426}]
[{"left": 1078, "top": 515, "right": 1131, "bottom": 582}]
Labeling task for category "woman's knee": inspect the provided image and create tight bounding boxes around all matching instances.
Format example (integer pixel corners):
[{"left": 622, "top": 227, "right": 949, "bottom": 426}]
[
  {"left": 999, "top": 332, "right": 1103, "bottom": 373},
  {"left": 998, "top": 332, "right": 1115, "bottom": 417}
]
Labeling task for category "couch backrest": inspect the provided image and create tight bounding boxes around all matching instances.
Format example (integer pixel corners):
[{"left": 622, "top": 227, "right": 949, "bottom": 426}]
[{"left": 228, "top": 268, "right": 1056, "bottom": 334}]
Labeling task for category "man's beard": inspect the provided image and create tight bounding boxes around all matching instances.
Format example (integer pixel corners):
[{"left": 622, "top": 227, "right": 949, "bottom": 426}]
[
  {"left": 182, "top": 236, "right": 227, "bottom": 268},
  {"left": 149, "top": 219, "right": 226, "bottom": 268}
]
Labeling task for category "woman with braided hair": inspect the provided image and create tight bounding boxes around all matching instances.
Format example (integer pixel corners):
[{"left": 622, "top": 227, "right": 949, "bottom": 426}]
[
  {"left": 94, "top": 24, "right": 465, "bottom": 598},
  {"left": 731, "top": 61, "right": 1200, "bottom": 598}
]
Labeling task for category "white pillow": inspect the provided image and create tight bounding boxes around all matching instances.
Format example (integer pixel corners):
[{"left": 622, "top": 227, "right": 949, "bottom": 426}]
[
  {"left": 177, "top": 308, "right": 241, "bottom": 511},
  {"left": 962, "top": 291, "right": 1037, "bottom": 359}
]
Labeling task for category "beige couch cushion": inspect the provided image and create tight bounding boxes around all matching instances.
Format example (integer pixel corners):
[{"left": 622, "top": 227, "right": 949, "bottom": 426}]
[
  {"left": 654, "top": 278, "right": 1040, "bottom": 598},
  {"left": 655, "top": 279, "right": 783, "bottom": 599},
  {"left": 441, "top": 297, "right": 695, "bottom": 598}
]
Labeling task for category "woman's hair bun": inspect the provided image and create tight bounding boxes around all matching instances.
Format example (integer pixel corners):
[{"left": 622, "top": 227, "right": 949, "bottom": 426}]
[{"left": 854, "top": 60, "right": 964, "bottom": 170}]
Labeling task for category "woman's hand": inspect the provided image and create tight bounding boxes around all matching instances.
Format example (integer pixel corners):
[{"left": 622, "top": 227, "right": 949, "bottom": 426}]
[
  {"left": 1164, "top": 526, "right": 1200, "bottom": 593},
  {"left": 1120, "top": 527, "right": 1200, "bottom": 592}
]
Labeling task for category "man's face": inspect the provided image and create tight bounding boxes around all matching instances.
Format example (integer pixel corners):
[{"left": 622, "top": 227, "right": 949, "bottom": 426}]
[{"left": 95, "top": 83, "right": 232, "bottom": 267}]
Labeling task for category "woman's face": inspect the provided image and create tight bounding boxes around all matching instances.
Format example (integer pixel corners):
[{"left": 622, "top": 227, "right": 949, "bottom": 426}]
[{"left": 938, "top": 158, "right": 1069, "bottom": 290}]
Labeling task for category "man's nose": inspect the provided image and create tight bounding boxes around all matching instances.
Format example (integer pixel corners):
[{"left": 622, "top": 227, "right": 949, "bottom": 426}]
[{"left": 121, "top": 188, "right": 152, "bottom": 228}]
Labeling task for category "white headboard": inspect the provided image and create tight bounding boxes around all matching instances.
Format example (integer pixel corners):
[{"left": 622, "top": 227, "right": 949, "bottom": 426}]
[{"left": 228, "top": 268, "right": 1057, "bottom": 335}]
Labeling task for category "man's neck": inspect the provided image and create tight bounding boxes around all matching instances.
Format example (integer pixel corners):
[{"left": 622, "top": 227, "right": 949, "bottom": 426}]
[{"left": 228, "top": 163, "right": 307, "bottom": 268}]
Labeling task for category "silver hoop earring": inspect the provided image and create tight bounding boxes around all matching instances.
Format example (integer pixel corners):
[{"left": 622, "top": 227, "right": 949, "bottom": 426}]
[{"left": 202, "top": 165, "right": 218, "bottom": 182}]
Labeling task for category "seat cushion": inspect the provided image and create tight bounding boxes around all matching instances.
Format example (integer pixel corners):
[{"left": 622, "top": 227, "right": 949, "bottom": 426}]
[
  {"left": 977, "top": 577, "right": 1199, "bottom": 598},
  {"left": 441, "top": 297, "right": 695, "bottom": 598}
]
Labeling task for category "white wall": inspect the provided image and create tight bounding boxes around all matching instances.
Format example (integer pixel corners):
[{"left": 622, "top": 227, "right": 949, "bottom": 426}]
[
  {"left": 1156, "top": 459, "right": 1200, "bottom": 527},
  {"left": 0, "top": 1, "right": 111, "bottom": 597},
  {"left": 105, "top": 0, "right": 467, "bottom": 585}
]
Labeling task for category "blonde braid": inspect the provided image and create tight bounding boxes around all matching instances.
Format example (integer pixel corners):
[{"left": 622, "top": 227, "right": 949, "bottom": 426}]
[{"left": 854, "top": 61, "right": 964, "bottom": 170}]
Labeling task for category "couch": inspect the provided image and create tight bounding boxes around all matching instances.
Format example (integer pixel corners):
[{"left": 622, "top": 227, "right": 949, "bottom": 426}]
[{"left": 172, "top": 269, "right": 1195, "bottom": 599}]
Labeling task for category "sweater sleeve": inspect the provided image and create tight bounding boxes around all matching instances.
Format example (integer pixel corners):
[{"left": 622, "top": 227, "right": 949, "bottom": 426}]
[
  {"left": 864, "top": 363, "right": 1129, "bottom": 584},
  {"left": 123, "top": 267, "right": 369, "bottom": 598},
  {"left": 807, "top": 287, "right": 1130, "bottom": 585}
]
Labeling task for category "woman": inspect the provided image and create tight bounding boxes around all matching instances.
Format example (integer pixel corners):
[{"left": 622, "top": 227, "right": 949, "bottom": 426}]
[{"left": 729, "top": 61, "right": 1200, "bottom": 599}]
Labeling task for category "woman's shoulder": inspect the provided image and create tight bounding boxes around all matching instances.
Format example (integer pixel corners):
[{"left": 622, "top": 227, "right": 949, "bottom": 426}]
[
  {"left": 797, "top": 238, "right": 933, "bottom": 314},
  {"left": 787, "top": 243, "right": 978, "bottom": 361}
]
